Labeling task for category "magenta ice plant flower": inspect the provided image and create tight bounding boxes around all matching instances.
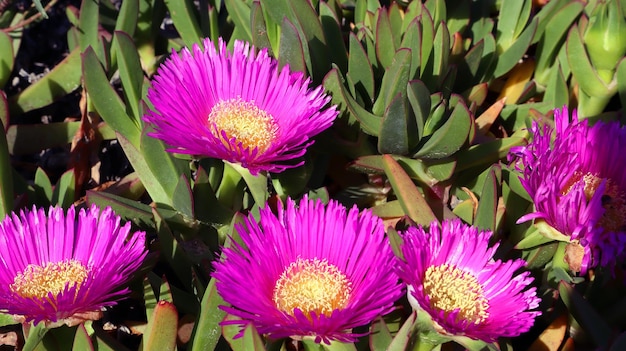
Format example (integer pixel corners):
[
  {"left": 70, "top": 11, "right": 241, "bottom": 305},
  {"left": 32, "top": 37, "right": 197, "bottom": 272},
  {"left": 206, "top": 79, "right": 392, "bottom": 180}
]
[
  {"left": 144, "top": 38, "right": 338, "bottom": 174},
  {"left": 0, "top": 204, "right": 148, "bottom": 325},
  {"left": 512, "top": 106, "right": 626, "bottom": 273},
  {"left": 212, "top": 196, "right": 403, "bottom": 344},
  {"left": 396, "top": 219, "right": 540, "bottom": 343}
]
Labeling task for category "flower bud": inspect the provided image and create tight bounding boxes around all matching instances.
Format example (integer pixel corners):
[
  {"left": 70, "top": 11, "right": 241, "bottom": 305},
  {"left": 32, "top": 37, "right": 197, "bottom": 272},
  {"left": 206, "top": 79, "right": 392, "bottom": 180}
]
[{"left": 583, "top": 0, "right": 626, "bottom": 78}]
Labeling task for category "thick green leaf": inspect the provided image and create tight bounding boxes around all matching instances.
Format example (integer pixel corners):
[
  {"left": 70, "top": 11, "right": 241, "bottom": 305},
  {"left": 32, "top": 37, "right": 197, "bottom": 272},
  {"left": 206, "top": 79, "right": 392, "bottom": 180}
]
[
  {"left": 9, "top": 49, "right": 82, "bottom": 115},
  {"left": 140, "top": 126, "right": 189, "bottom": 204},
  {"left": 474, "top": 166, "right": 500, "bottom": 231},
  {"left": 496, "top": 0, "right": 530, "bottom": 51},
  {"left": 559, "top": 282, "right": 612, "bottom": 349},
  {"left": 112, "top": 31, "right": 144, "bottom": 124},
  {"left": 6, "top": 122, "right": 113, "bottom": 155},
  {"left": 153, "top": 207, "right": 194, "bottom": 288},
  {"left": 406, "top": 80, "right": 430, "bottom": 140},
  {"left": 223, "top": 317, "right": 265, "bottom": 351},
  {"left": 33, "top": 168, "right": 53, "bottom": 205},
  {"left": 51, "top": 169, "right": 75, "bottom": 207},
  {"left": 0, "top": 118, "right": 12, "bottom": 219},
  {"left": 0, "top": 31, "right": 14, "bottom": 88},
  {"left": 164, "top": 0, "right": 202, "bottom": 47},
  {"left": 78, "top": 0, "right": 104, "bottom": 63},
  {"left": 320, "top": 2, "right": 348, "bottom": 72},
  {"left": 348, "top": 33, "right": 375, "bottom": 100},
  {"left": 189, "top": 278, "right": 227, "bottom": 351},
  {"left": 114, "top": 0, "right": 139, "bottom": 36},
  {"left": 422, "top": 21, "right": 450, "bottom": 89},
  {"left": 375, "top": 7, "right": 396, "bottom": 68},
  {"left": 82, "top": 47, "right": 140, "bottom": 145},
  {"left": 369, "top": 317, "right": 392, "bottom": 350},
  {"left": 401, "top": 1, "right": 421, "bottom": 33},
  {"left": 400, "top": 18, "right": 422, "bottom": 79},
  {"left": 544, "top": 64, "right": 569, "bottom": 107},
  {"left": 117, "top": 133, "right": 171, "bottom": 205},
  {"left": 372, "top": 49, "right": 412, "bottom": 116},
  {"left": 494, "top": 17, "right": 538, "bottom": 77},
  {"left": 171, "top": 174, "right": 194, "bottom": 219},
  {"left": 414, "top": 99, "right": 471, "bottom": 159},
  {"left": 278, "top": 18, "right": 307, "bottom": 74},
  {"left": 567, "top": 24, "right": 611, "bottom": 96},
  {"left": 289, "top": 0, "right": 330, "bottom": 81},
  {"left": 86, "top": 190, "right": 154, "bottom": 226},
  {"left": 224, "top": 0, "right": 252, "bottom": 42},
  {"left": 72, "top": 325, "right": 95, "bottom": 351},
  {"left": 455, "top": 39, "right": 485, "bottom": 92},
  {"left": 382, "top": 154, "right": 436, "bottom": 226},
  {"left": 323, "top": 68, "right": 381, "bottom": 135},
  {"left": 534, "top": 1, "right": 584, "bottom": 85},
  {"left": 261, "top": 0, "right": 291, "bottom": 30},
  {"left": 228, "top": 162, "right": 268, "bottom": 206},
  {"left": 378, "top": 94, "right": 413, "bottom": 155},
  {"left": 515, "top": 227, "right": 554, "bottom": 250},
  {"left": 386, "top": 312, "right": 416, "bottom": 351},
  {"left": 456, "top": 136, "right": 526, "bottom": 172},
  {"left": 22, "top": 322, "right": 48, "bottom": 351},
  {"left": 532, "top": 0, "right": 569, "bottom": 43},
  {"left": 193, "top": 166, "right": 235, "bottom": 226},
  {"left": 419, "top": 5, "right": 435, "bottom": 77},
  {"left": 251, "top": 2, "right": 273, "bottom": 53},
  {"left": 142, "top": 300, "right": 178, "bottom": 351},
  {"left": 524, "top": 242, "right": 558, "bottom": 269},
  {"left": 0, "top": 91, "right": 7, "bottom": 128}
]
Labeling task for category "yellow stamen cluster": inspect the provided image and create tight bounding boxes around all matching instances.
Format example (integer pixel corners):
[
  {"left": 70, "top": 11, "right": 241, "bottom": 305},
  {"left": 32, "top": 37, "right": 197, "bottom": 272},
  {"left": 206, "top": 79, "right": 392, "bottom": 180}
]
[
  {"left": 273, "top": 257, "right": 352, "bottom": 318},
  {"left": 208, "top": 98, "right": 278, "bottom": 154},
  {"left": 562, "top": 171, "right": 626, "bottom": 232},
  {"left": 11, "top": 260, "right": 89, "bottom": 299},
  {"left": 423, "top": 264, "right": 489, "bottom": 325}
]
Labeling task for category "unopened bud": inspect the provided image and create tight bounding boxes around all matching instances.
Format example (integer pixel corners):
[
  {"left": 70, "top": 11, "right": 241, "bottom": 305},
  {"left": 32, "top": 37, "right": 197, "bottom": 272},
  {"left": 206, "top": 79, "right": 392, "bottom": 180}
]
[{"left": 583, "top": 0, "right": 626, "bottom": 80}]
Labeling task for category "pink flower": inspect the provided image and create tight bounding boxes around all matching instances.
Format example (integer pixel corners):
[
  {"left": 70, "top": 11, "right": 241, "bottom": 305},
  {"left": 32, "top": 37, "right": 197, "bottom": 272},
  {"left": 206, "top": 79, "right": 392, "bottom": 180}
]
[
  {"left": 213, "top": 197, "right": 403, "bottom": 343},
  {"left": 512, "top": 106, "right": 626, "bottom": 273},
  {"left": 396, "top": 219, "right": 540, "bottom": 342},
  {"left": 144, "top": 38, "right": 338, "bottom": 174},
  {"left": 0, "top": 205, "right": 147, "bottom": 325}
]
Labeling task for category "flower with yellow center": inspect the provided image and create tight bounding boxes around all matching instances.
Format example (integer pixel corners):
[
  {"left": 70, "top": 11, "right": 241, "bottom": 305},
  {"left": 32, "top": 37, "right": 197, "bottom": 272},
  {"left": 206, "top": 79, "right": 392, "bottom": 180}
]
[
  {"left": 144, "top": 38, "right": 338, "bottom": 174},
  {"left": 512, "top": 106, "right": 626, "bottom": 273},
  {"left": 396, "top": 219, "right": 540, "bottom": 343},
  {"left": 273, "top": 257, "right": 352, "bottom": 318},
  {"left": 423, "top": 264, "right": 489, "bottom": 325},
  {"left": 11, "top": 260, "right": 90, "bottom": 299},
  {"left": 213, "top": 197, "right": 402, "bottom": 344},
  {"left": 0, "top": 205, "right": 147, "bottom": 325},
  {"left": 209, "top": 98, "right": 279, "bottom": 155}
]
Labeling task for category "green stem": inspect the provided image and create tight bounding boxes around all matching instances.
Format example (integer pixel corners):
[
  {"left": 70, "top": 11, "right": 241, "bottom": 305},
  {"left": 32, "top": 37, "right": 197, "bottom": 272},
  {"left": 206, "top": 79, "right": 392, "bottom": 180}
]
[
  {"left": 22, "top": 322, "right": 49, "bottom": 351},
  {"left": 577, "top": 88, "right": 613, "bottom": 119},
  {"left": 0, "top": 118, "right": 13, "bottom": 220},
  {"left": 301, "top": 339, "right": 357, "bottom": 351},
  {"left": 553, "top": 241, "right": 569, "bottom": 271},
  {"left": 216, "top": 161, "right": 243, "bottom": 209},
  {"left": 411, "top": 336, "right": 439, "bottom": 351},
  {"left": 228, "top": 162, "right": 269, "bottom": 206},
  {"left": 301, "top": 339, "right": 324, "bottom": 351}
]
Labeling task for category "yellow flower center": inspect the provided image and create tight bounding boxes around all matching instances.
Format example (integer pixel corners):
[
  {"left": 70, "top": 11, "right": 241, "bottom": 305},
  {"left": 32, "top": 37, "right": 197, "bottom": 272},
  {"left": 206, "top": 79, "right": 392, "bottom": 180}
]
[
  {"left": 208, "top": 98, "right": 279, "bottom": 154},
  {"left": 10, "top": 260, "right": 89, "bottom": 299},
  {"left": 423, "top": 264, "right": 489, "bottom": 325},
  {"left": 562, "top": 171, "right": 626, "bottom": 232},
  {"left": 273, "top": 257, "right": 352, "bottom": 317}
]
